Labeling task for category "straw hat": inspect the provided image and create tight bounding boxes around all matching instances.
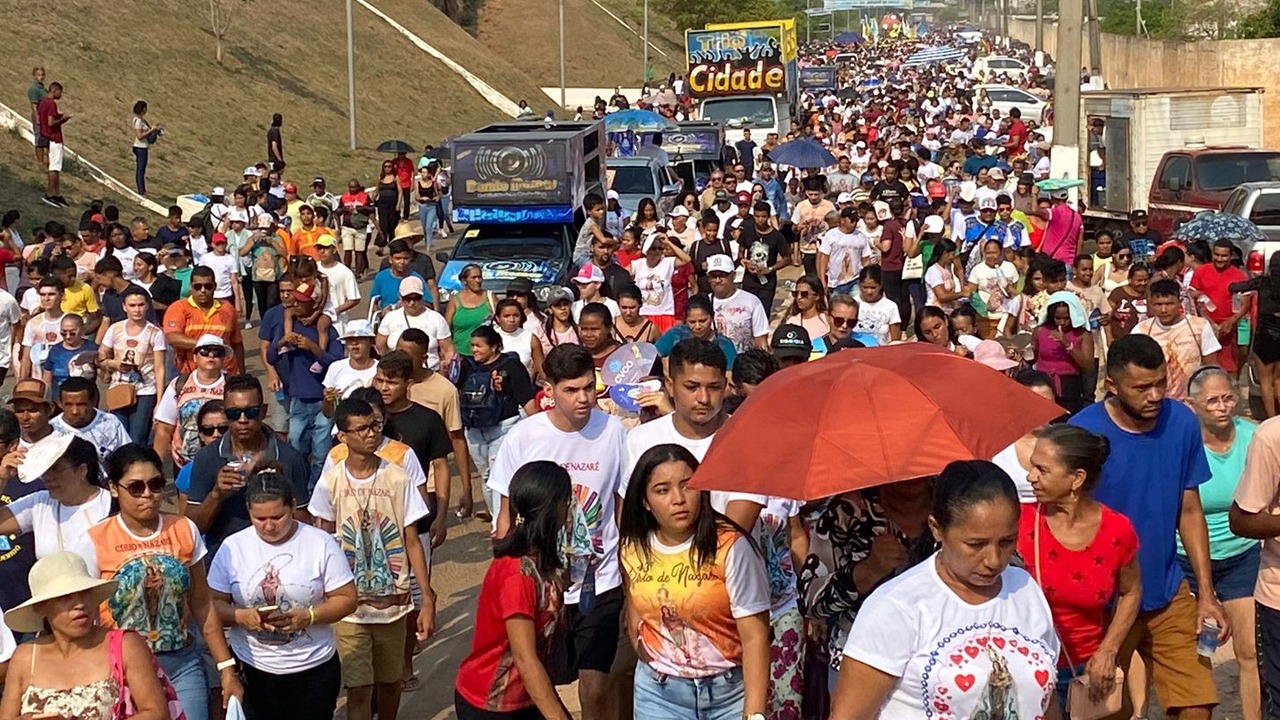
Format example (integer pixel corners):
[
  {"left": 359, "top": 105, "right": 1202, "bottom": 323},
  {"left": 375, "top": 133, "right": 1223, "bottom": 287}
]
[
  {"left": 4, "top": 552, "right": 118, "bottom": 633},
  {"left": 392, "top": 220, "right": 424, "bottom": 243}
]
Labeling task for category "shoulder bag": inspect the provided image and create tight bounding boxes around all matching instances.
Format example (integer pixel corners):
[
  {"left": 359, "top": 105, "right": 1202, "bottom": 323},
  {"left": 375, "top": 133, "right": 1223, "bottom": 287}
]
[
  {"left": 1033, "top": 506, "right": 1124, "bottom": 720},
  {"left": 109, "top": 628, "right": 188, "bottom": 720}
]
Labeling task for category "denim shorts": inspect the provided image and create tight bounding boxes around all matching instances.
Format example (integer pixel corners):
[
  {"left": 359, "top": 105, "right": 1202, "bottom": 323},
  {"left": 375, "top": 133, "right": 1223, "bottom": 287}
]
[
  {"left": 632, "top": 663, "right": 744, "bottom": 720},
  {"left": 1178, "top": 543, "right": 1261, "bottom": 602}
]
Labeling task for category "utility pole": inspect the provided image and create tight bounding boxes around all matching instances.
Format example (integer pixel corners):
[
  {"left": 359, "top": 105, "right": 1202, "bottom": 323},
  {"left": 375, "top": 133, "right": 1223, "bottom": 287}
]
[
  {"left": 1035, "top": 0, "right": 1044, "bottom": 49},
  {"left": 643, "top": 0, "right": 649, "bottom": 85},
  {"left": 345, "top": 0, "right": 356, "bottom": 150},
  {"left": 1086, "top": 0, "right": 1102, "bottom": 79},
  {"left": 1052, "top": 0, "right": 1084, "bottom": 194},
  {"left": 558, "top": 0, "right": 563, "bottom": 110}
]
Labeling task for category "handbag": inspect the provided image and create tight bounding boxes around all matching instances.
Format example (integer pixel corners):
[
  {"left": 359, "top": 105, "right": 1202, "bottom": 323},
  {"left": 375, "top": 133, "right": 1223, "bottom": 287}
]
[
  {"left": 108, "top": 629, "right": 188, "bottom": 720},
  {"left": 903, "top": 253, "right": 924, "bottom": 280},
  {"left": 1033, "top": 507, "right": 1125, "bottom": 720},
  {"left": 105, "top": 384, "right": 137, "bottom": 411}
]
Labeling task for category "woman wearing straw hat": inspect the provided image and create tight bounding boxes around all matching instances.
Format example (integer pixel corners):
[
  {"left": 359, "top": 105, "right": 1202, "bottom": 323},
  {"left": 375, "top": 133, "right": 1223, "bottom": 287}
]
[{"left": 0, "top": 552, "right": 169, "bottom": 720}]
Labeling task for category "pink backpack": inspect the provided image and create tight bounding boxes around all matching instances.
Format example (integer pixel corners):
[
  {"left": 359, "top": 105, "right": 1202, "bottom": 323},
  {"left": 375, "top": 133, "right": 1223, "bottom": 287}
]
[{"left": 108, "top": 629, "right": 188, "bottom": 720}]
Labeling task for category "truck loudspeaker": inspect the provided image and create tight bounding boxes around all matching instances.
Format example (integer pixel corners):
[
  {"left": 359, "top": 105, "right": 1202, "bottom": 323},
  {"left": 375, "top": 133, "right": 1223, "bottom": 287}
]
[{"left": 475, "top": 145, "right": 548, "bottom": 180}]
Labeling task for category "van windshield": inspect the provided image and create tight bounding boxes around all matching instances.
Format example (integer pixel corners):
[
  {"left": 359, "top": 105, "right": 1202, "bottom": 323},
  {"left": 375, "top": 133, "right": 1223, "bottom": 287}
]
[
  {"left": 1196, "top": 153, "right": 1280, "bottom": 191},
  {"left": 700, "top": 98, "right": 777, "bottom": 129}
]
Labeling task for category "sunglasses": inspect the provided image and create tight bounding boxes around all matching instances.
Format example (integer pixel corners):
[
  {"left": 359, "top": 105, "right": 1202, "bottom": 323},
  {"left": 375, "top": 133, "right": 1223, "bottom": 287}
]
[
  {"left": 191, "top": 283, "right": 216, "bottom": 291},
  {"left": 200, "top": 423, "right": 229, "bottom": 436},
  {"left": 118, "top": 476, "right": 166, "bottom": 497},
  {"left": 831, "top": 316, "right": 857, "bottom": 328},
  {"left": 1116, "top": 253, "right": 1132, "bottom": 259},
  {"left": 792, "top": 290, "right": 812, "bottom": 298},
  {"left": 225, "top": 406, "right": 261, "bottom": 422},
  {"left": 402, "top": 294, "right": 423, "bottom": 302},
  {"left": 195, "top": 346, "right": 226, "bottom": 358}
]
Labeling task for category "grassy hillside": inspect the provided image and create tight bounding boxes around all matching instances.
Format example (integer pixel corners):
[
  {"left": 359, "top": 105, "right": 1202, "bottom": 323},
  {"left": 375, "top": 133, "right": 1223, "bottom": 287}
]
[
  {"left": 0, "top": 0, "right": 550, "bottom": 203},
  {"left": 0, "top": 129, "right": 139, "bottom": 233},
  {"left": 477, "top": 0, "right": 686, "bottom": 87}
]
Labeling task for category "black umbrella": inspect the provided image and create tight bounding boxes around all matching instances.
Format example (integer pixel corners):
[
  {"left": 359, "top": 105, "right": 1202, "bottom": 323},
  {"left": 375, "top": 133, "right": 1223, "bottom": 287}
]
[{"left": 376, "top": 139, "right": 415, "bottom": 154}]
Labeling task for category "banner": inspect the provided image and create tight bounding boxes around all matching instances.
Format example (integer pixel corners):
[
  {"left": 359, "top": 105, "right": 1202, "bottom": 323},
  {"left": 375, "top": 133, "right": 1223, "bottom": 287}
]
[
  {"left": 798, "top": 66, "right": 838, "bottom": 91},
  {"left": 451, "top": 140, "right": 572, "bottom": 207},
  {"left": 685, "top": 26, "right": 788, "bottom": 97}
]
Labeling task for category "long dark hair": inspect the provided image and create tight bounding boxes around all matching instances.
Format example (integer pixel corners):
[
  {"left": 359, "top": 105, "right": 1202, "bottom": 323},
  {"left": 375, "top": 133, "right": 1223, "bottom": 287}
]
[
  {"left": 619, "top": 444, "right": 722, "bottom": 568},
  {"left": 493, "top": 461, "right": 572, "bottom": 576},
  {"left": 54, "top": 436, "right": 105, "bottom": 490}
]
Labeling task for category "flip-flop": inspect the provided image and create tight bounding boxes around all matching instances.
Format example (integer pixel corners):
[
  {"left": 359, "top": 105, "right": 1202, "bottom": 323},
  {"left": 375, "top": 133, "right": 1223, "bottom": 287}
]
[
  {"left": 401, "top": 675, "right": 420, "bottom": 692},
  {"left": 476, "top": 511, "right": 493, "bottom": 523}
]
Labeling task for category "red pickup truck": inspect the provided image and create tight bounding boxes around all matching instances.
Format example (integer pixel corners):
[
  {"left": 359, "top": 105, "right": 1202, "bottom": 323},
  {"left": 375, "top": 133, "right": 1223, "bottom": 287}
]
[{"left": 1147, "top": 147, "right": 1280, "bottom": 237}]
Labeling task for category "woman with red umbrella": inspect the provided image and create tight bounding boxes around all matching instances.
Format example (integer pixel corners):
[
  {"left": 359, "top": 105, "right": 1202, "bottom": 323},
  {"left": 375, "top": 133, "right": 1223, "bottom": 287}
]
[{"left": 830, "top": 461, "right": 1062, "bottom": 720}]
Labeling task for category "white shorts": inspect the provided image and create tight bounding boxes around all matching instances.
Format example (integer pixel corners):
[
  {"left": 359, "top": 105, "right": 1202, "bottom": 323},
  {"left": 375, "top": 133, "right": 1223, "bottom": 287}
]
[
  {"left": 48, "top": 142, "right": 64, "bottom": 173},
  {"left": 341, "top": 226, "right": 367, "bottom": 252}
]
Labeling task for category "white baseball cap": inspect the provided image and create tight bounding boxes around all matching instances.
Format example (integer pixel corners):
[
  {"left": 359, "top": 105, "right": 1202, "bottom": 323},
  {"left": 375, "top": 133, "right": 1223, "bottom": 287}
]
[
  {"left": 837, "top": 192, "right": 854, "bottom": 204},
  {"left": 922, "top": 215, "right": 945, "bottom": 234},
  {"left": 668, "top": 205, "right": 690, "bottom": 218},
  {"left": 574, "top": 264, "right": 605, "bottom": 284},
  {"left": 195, "top": 334, "right": 225, "bottom": 350},
  {"left": 705, "top": 254, "right": 735, "bottom": 275},
  {"left": 243, "top": 166, "right": 260, "bottom": 177}
]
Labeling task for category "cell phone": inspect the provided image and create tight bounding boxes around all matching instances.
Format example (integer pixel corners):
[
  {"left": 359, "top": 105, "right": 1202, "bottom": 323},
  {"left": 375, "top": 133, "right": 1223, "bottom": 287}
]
[{"left": 256, "top": 605, "right": 280, "bottom": 622}]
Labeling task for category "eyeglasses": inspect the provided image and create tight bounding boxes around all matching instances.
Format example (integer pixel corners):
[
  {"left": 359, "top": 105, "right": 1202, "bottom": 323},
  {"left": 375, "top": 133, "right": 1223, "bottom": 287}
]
[
  {"left": 710, "top": 177, "right": 724, "bottom": 183},
  {"left": 225, "top": 406, "right": 261, "bottom": 422},
  {"left": 792, "top": 290, "right": 812, "bottom": 298},
  {"left": 191, "top": 283, "right": 216, "bottom": 291},
  {"left": 195, "top": 346, "right": 226, "bottom": 358},
  {"left": 200, "top": 423, "right": 229, "bottom": 436},
  {"left": 831, "top": 316, "right": 857, "bottom": 328},
  {"left": 343, "top": 421, "right": 384, "bottom": 437},
  {"left": 118, "top": 476, "right": 166, "bottom": 497}
]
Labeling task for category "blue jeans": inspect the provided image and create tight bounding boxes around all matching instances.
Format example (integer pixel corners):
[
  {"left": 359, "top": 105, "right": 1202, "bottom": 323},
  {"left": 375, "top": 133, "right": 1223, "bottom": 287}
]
[
  {"left": 156, "top": 642, "right": 208, "bottom": 720},
  {"left": 133, "top": 146, "right": 148, "bottom": 195},
  {"left": 466, "top": 416, "right": 518, "bottom": 530},
  {"left": 633, "top": 663, "right": 745, "bottom": 720},
  {"left": 113, "top": 393, "right": 157, "bottom": 446},
  {"left": 287, "top": 398, "right": 333, "bottom": 487},
  {"left": 418, "top": 202, "right": 437, "bottom": 251}
]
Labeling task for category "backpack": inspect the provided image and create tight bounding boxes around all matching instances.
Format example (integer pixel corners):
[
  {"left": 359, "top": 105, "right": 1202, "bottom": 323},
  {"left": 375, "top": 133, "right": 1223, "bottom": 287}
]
[{"left": 459, "top": 358, "right": 505, "bottom": 429}]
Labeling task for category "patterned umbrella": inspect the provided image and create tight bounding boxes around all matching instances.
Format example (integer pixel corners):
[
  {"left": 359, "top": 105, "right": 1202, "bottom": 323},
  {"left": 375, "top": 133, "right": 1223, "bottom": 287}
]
[
  {"left": 1170, "top": 210, "right": 1264, "bottom": 255},
  {"left": 902, "top": 46, "right": 967, "bottom": 67}
]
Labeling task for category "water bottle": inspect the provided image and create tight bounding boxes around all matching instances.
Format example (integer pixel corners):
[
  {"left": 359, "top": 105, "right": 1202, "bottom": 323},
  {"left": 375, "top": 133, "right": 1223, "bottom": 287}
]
[
  {"left": 1196, "top": 619, "right": 1220, "bottom": 657},
  {"left": 1198, "top": 294, "right": 1217, "bottom": 313}
]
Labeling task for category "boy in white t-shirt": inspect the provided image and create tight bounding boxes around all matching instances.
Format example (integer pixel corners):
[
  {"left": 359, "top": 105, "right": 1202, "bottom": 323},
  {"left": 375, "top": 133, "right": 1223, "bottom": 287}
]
[{"left": 198, "top": 234, "right": 244, "bottom": 309}]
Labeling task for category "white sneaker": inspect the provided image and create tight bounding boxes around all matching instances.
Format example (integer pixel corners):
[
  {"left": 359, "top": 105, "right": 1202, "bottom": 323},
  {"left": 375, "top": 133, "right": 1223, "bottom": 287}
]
[{"left": 243, "top": 320, "right": 253, "bottom": 329}]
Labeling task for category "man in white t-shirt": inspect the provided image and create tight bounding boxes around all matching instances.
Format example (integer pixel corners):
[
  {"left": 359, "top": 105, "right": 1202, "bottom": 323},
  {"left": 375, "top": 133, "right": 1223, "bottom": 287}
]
[
  {"left": 488, "top": 344, "right": 627, "bottom": 720},
  {"left": 50, "top": 377, "right": 131, "bottom": 470},
  {"left": 818, "top": 208, "right": 873, "bottom": 294},
  {"left": 707, "top": 254, "right": 769, "bottom": 352},
  {"left": 315, "top": 236, "right": 360, "bottom": 335},
  {"left": 374, "top": 277, "right": 453, "bottom": 368}
]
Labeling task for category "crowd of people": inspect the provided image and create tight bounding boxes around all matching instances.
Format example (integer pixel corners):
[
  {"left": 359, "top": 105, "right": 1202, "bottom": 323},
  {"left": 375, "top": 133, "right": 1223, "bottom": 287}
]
[{"left": 0, "top": 21, "right": 1274, "bottom": 720}]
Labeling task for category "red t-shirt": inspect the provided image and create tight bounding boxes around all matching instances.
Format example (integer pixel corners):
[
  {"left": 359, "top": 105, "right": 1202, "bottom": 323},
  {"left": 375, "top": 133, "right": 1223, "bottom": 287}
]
[
  {"left": 37, "top": 97, "right": 63, "bottom": 143},
  {"left": 393, "top": 157, "right": 414, "bottom": 189},
  {"left": 1190, "top": 262, "right": 1247, "bottom": 323},
  {"left": 1008, "top": 119, "right": 1028, "bottom": 151},
  {"left": 455, "top": 556, "right": 562, "bottom": 713},
  {"left": 1018, "top": 504, "right": 1138, "bottom": 667},
  {"left": 672, "top": 262, "right": 695, "bottom": 318},
  {"left": 615, "top": 248, "right": 643, "bottom": 270}
]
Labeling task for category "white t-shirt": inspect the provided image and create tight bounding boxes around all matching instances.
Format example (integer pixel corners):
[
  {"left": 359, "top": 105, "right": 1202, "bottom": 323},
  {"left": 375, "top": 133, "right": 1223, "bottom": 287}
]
[
  {"left": 924, "top": 263, "right": 962, "bottom": 309},
  {"left": 23, "top": 312, "right": 64, "bottom": 367},
  {"left": 100, "top": 321, "right": 168, "bottom": 395},
  {"left": 844, "top": 557, "right": 1060, "bottom": 720},
  {"left": 188, "top": 235, "right": 210, "bottom": 265},
  {"left": 712, "top": 290, "right": 769, "bottom": 353},
  {"left": 377, "top": 307, "right": 451, "bottom": 370},
  {"left": 497, "top": 327, "right": 536, "bottom": 377},
  {"left": 967, "top": 261, "right": 1020, "bottom": 317},
  {"left": 307, "top": 460, "right": 430, "bottom": 527},
  {"left": 321, "top": 358, "right": 377, "bottom": 399},
  {"left": 488, "top": 411, "right": 628, "bottom": 603},
  {"left": 199, "top": 252, "right": 240, "bottom": 299},
  {"left": 155, "top": 372, "right": 226, "bottom": 426},
  {"left": 207, "top": 522, "right": 355, "bottom": 674},
  {"left": 8, "top": 487, "right": 114, "bottom": 559},
  {"left": 855, "top": 296, "right": 902, "bottom": 346},
  {"left": 631, "top": 257, "right": 677, "bottom": 317},
  {"left": 819, "top": 228, "right": 872, "bottom": 289},
  {"left": 0, "top": 611, "right": 13, "bottom": 662},
  {"left": 624, "top": 414, "right": 717, "bottom": 493},
  {"left": 319, "top": 438, "right": 428, "bottom": 489},
  {"left": 0, "top": 290, "right": 20, "bottom": 369},
  {"left": 991, "top": 442, "right": 1037, "bottom": 503},
  {"left": 51, "top": 411, "right": 132, "bottom": 471},
  {"left": 318, "top": 262, "right": 360, "bottom": 334},
  {"left": 572, "top": 297, "right": 620, "bottom": 323},
  {"left": 113, "top": 246, "right": 141, "bottom": 281},
  {"left": 20, "top": 287, "right": 40, "bottom": 316}
]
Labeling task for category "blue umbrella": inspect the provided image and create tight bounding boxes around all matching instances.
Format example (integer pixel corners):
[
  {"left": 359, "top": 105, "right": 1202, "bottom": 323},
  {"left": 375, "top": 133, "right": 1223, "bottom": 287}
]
[
  {"left": 834, "top": 32, "right": 864, "bottom": 45},
  {"left": 605, "top": 108, "right": 677, "bottom": 133},
  {"left": 766, "top": 138, "right": 836, "bottom": 169},
  {"left": 902, "top": 46, "right": 966, "bottom": 67},
  {"left": 1170, "top": 210, "right": 1264, "bottom": 255}
]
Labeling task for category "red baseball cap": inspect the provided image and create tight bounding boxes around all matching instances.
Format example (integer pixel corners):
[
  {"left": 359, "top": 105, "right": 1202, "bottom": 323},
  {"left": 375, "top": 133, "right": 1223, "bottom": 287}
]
[{"left": 735, "top": 190, "right": 752, "bottom": 205}]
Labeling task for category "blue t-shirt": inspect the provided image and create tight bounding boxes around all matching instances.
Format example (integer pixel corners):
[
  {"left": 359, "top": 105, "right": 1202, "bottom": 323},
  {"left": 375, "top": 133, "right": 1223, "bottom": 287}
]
[
  {"left": 653, "top": 325, "right": 737, "bottom": 367},
  {"left": 1070, "top": 399, "right": 1211, "bottom": 612},
  {"left": 41, "top": 340, "right": 99, "bottom": 393},
  {"left": 369, "top": 269, "right": 428, "bottom": 306}
]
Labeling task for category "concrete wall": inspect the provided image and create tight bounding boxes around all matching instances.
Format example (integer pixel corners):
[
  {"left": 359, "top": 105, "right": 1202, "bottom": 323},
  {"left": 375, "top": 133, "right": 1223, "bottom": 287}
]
[{"left": 1003, "top": 18, "right": 1280, "bottom": 145}]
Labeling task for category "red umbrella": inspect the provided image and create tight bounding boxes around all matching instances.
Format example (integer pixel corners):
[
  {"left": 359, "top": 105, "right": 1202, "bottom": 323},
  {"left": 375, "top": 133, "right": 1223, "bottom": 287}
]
[{"left": 690, "top": 344, "right": 1063, "bottom": 500}]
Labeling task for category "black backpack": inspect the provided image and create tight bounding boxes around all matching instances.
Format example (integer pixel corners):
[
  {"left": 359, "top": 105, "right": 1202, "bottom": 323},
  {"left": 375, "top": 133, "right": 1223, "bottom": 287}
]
[{"left": 459, "top": 358, "right": 504, "bottom": 429}]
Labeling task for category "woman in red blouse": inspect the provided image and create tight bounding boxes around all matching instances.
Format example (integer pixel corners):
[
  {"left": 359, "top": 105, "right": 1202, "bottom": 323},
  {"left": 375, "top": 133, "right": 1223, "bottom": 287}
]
[{"left": 1019, "top": 424, "right": 1143, "bottom": 707}]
